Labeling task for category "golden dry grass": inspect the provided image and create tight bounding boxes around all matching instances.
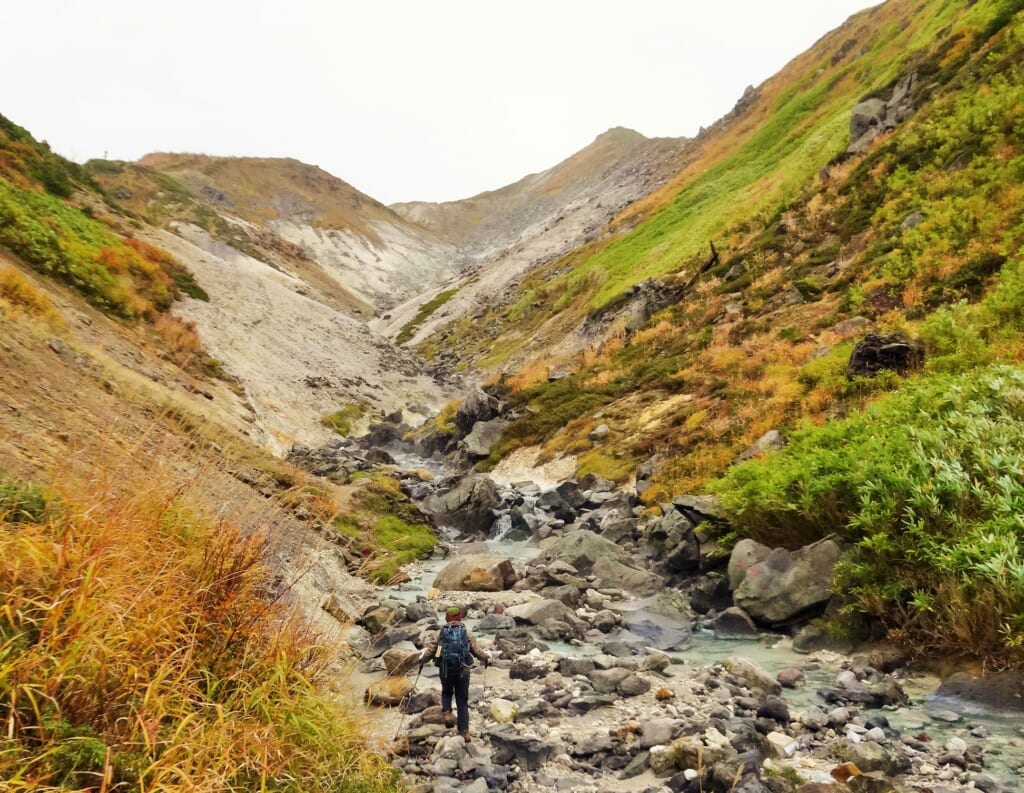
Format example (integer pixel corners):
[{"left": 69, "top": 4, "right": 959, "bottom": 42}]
[{"left": 0, "top": 448, "right": 398, "bottom": 793}]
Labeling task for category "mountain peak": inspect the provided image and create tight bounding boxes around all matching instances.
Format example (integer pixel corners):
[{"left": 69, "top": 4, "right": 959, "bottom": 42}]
[{"left": 593, "top": 126, "right": 646, "bottom": 143}]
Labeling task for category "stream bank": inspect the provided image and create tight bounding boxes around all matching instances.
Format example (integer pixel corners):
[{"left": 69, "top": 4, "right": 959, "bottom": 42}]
[{"left": 287, "top": 412, "right": 1024, "bottom": 793}]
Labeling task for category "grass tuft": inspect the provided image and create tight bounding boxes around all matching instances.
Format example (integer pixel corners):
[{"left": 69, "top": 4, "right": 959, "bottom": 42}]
[{"left": 0, "top": 470, "right": 399, "bottom": 792}]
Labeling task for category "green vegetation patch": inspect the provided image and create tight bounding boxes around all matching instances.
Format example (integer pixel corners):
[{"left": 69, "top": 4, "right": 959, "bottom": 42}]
[
  {"left": 335, "top": 473, "right": 436, "bottom": 583},
  {"left": 710, "top": 364, "right": 1024, "bottom": 664},
  {"left": 0, "top": 477, "right": 53, "bottom": 523},
  {"left": 321, "top": 402, "right": 367, "bottom": 436},
  {"left": 396, "top": 287, "right": 458, "bottom": 345}
]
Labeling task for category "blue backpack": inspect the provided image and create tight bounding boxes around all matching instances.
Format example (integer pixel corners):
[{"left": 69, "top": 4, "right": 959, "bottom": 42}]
[{"left": 438, "top": 623, "right": 472, "bottom": 676}]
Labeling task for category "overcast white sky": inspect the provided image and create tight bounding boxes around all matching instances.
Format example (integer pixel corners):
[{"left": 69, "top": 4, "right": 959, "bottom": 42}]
[{"left": 3, "top": 1, "right": 873, "bottom": 204}]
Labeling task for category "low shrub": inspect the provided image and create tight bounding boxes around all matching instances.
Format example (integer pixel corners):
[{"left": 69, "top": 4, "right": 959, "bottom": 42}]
[
  {"left": 321, "top": 403, "right": 366, "bottom": 437},
  {"left": 334, "top": 473, "right": 437, "bottom": 584},
  {"left": 709, "top": 365, "right": 1024, "bottom": 664}
]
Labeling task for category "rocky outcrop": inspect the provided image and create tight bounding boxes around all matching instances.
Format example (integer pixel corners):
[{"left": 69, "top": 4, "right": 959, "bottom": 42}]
[
  {"left": 732, "top": 537, "right": 842, "bottom": 626},
  {"left": 848, "top": 71, "right": 918, "bottom": 154},
  {"left": 426, "top": 474, "right": 500, "bottom": 535},
  {"left": 847, "top": 333, "right": 923, "bottom": 378}
]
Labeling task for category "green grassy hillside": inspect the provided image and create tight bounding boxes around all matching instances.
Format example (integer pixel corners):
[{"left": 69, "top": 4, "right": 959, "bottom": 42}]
[{"left": 442, "top": 0, "right": 1024, "bottom": 662}]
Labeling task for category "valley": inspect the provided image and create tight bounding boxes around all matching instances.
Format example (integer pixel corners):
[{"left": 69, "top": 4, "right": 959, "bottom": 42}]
[{"left": 2, "top": 0, "right": 1024, "bottom": 791}]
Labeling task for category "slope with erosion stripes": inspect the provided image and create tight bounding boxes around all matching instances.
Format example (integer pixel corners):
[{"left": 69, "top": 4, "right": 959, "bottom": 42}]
[
  {"left": 377, "top": 128, "right": 691, "bottom": 345},
  {"left": 154, "top": 223, "right": 450, "bottom": 455},
  {"left": 123, "top": 153, "right": 461, "bottom": 312},
  {"left": 439, "top": 0, "right": 1024, "bottom": 495}
]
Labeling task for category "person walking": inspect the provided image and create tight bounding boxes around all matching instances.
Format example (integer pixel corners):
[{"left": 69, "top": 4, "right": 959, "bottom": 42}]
[{"left": 419, "top": 605, "right": 491, "bottom": 742}]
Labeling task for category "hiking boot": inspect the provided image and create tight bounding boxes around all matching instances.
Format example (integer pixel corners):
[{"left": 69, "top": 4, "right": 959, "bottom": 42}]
[
  {"left": 442, "top": 711, "right": 455, "bottom": 728},
  {"left": 459, "top": 730, "right": 471, "bottom": 743}
]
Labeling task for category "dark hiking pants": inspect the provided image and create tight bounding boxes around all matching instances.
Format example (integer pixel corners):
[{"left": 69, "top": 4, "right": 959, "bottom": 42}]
[{"left": 440, "top": 670, "right": 470, "bottom": 732}]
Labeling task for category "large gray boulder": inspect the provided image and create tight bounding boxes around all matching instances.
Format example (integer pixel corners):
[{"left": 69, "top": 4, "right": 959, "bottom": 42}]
[
  {"left": 426, "top": 473, "right": 500, "bottom": 535},
  {"left": 539, "top": 529, "right": 626, "bottom": 574},
  {"left": 455, "top": 387, "right": 499, "bottom": 437},
  {"left": 591, "top": 556, "right": 663, "bottom": 596},
  {"left": 935, "top": 670, "right": 1024, "bottom": 712},
  {"left": 728, "top": 538, "right": 771, "bottom": 590},
  {"left": 432, "top": 554, "right": 517, "bottom": 592},
  {"left": 505, "top": 598, "right": 577, "bottom": 627},
  {"left": 734, "top": 538, "right": 842, "bottom": 626},
  {"left": 462, "top": 418, "right": 508, "bottom": 458},
  {"left": 541, "top": 529, "right": 661, "bottom": 595}
]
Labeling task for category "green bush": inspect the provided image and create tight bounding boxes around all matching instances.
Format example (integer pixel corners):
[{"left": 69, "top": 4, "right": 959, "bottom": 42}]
[
  {"left": 0, "top": 478, "right": 52, "bottom": 523},
  {"left": 709, "top": 365, "right": 1024, "bottom": 662},
  {"left": 321, "top": 403, "right": 366, "bottom": 437}
]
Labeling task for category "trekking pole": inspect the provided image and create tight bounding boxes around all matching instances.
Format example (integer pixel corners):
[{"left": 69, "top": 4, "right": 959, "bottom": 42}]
[{"left": 390, "top": 660, "right": 424, "bottom": 747}]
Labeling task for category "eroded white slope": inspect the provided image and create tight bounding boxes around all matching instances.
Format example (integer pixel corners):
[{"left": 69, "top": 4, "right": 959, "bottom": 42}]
[
  {"left": 157, "top": 224, "right": 450, "bottom": 455},
  {"left": 269, "top": 218, "right": 459, "bottom": 311}
]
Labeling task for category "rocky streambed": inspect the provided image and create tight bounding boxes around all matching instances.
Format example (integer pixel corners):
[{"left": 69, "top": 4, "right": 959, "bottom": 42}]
[{"left": 287, "top": 404, "right": 1024, "bottom": 793}]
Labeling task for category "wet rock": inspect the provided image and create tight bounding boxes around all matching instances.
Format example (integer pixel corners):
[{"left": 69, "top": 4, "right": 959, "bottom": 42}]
[
  {"left": 733, "top": 538, "right": 842, "bottom": 626},
  {"left": 724, "top": 656, "right": 783, "bottom": 696},
  {"left": 433, "top": 554, "right": 517, "bottom": 592},
  {"left": 426, "top": 473, "right": 500, "bottom": 535},
  {"left": 710, "top": 606, "right": 759, "bottom": 639}
]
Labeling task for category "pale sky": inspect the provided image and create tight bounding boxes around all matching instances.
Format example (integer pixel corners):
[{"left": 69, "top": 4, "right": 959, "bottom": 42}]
[{"left": 3, "top": 1, "right": 874, "bottom": 204}]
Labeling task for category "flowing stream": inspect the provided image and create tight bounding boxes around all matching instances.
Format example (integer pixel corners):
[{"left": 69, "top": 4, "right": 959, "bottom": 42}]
[{"left": 381, "top": 459, "right": 1024, "bottom": 787}]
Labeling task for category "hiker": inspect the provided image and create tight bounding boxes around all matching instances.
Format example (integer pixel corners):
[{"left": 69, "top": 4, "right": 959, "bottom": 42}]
[{"left": 419, "top": 605, "right": 492, "bottom": 742}]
